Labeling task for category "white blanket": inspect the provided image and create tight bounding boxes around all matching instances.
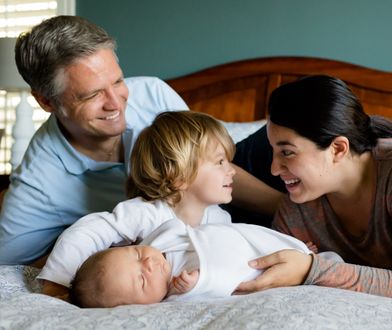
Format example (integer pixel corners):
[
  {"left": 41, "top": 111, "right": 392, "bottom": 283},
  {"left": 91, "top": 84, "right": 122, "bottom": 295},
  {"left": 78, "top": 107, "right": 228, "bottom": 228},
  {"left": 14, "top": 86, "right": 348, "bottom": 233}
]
[
  {"left": 141, "top": 220, "right": 311, "bottom": 301},
  {"left": 1, "top": 265, "right": 392, "bottom": 330}
]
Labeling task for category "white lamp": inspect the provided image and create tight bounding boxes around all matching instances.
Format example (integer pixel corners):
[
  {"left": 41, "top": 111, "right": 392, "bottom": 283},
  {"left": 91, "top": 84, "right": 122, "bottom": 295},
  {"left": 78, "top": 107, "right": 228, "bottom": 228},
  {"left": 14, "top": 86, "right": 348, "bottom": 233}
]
[{"left": 0, "top": 37, "right": 35, "bottom": 170}]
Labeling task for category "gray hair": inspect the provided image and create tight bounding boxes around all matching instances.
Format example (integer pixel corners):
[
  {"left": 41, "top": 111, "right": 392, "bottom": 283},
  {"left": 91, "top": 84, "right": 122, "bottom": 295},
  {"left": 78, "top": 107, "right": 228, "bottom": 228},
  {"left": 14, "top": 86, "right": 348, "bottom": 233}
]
[{"left": 15, "top": 15, "right": 116, "bottom": 107}]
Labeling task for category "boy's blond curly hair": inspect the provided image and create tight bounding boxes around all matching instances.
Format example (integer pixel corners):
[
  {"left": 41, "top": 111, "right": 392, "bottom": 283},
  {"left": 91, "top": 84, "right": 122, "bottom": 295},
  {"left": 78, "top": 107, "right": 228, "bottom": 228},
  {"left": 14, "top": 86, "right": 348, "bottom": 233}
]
[{"left": 127, "top": 111, "right": 235, "bottom": 205}]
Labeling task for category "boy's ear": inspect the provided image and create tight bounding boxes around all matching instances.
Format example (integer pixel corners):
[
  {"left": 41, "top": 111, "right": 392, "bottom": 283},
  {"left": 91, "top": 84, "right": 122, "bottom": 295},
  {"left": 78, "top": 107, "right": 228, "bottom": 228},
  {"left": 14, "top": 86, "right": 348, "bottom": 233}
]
[
  {"left": 31, "top": 91, "right": 55, "bottom": 113},
  {"left": 331, "top": 136, "right": 349, "bottom": 162},
  {"left": 176, "top": 180, "right": 188, "bottom": 191}
]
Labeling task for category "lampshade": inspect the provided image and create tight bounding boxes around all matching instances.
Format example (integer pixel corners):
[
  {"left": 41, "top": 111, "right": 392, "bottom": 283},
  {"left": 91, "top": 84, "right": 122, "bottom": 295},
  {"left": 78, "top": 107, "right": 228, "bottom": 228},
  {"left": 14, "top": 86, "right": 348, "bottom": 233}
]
[{"left": 0, "top": 37, "right": 29, "bottom": 91}]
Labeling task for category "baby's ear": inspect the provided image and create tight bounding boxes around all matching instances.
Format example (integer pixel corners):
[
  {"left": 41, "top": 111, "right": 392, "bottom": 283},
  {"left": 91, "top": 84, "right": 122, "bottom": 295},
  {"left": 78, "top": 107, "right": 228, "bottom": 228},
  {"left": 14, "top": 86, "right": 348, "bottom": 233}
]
[{"left": 330, "top": 136, "right": 349, "bottom": 162}]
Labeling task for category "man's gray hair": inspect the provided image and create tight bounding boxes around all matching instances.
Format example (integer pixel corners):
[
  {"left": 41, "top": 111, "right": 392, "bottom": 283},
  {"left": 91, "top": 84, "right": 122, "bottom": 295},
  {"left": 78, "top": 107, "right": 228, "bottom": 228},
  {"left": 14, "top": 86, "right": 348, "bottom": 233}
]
[{"left": 15, "top": 15, "right": 116, "bottom": 106}]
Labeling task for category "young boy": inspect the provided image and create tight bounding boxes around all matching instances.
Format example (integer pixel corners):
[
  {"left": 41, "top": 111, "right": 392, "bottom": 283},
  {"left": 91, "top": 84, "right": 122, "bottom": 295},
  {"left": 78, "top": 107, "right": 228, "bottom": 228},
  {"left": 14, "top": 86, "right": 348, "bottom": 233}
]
[{"left": 38, "top": 111, "right": 236, "bottom": 290}]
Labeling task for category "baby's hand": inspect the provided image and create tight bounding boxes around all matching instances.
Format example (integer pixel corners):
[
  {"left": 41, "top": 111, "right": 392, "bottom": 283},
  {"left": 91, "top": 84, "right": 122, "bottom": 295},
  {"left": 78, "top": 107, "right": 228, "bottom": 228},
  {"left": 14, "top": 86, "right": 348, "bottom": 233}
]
[
  {"left": 306, "top": 241, "right": 318, "bottom": 254},
  {"left": 168, "top": 270, "right": 199, "bottom": 296}
]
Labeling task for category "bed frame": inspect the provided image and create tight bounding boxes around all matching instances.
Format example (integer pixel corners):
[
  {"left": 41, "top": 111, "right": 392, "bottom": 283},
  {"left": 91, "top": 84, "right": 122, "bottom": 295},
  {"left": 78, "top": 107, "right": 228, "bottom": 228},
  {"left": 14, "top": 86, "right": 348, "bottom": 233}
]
[
  {"left": 166, "top": 56, "right": 392, "bottom": 122},
  {"left": 1, "top": 56, "right": 391, "bottom": 191}
]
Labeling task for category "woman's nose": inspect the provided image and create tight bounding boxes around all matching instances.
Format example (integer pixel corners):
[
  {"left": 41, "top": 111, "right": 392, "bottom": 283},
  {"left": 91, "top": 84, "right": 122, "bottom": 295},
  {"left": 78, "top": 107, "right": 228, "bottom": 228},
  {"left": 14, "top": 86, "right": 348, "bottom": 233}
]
[{"left": 271, "top": 156, "right": 282, "bottom": 176}]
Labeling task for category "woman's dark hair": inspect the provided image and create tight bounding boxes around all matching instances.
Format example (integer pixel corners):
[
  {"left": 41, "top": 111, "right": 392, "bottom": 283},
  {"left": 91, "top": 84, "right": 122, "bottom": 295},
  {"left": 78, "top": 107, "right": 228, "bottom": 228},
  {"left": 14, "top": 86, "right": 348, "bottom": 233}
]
[{"left": 268, "top": 75, "right": 392, "bottom": 154}]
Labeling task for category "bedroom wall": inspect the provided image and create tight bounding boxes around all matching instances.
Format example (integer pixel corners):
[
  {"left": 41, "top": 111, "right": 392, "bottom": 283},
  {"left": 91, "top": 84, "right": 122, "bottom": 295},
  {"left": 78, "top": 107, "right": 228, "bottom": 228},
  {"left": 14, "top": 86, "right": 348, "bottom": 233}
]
[{"left": 76, "top": 0, "right": 392, "bottom": 79}]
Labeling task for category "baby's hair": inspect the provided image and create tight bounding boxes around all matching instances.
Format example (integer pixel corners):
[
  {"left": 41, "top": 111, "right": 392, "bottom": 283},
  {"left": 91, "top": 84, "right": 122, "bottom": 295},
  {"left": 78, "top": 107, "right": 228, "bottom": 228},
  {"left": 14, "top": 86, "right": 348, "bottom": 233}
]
[
  {"left": 69, "top": 250, "right": 114, "bottom": 308},
  {"left": 127, "top": 111, "right": 235, "bottom": 205}
]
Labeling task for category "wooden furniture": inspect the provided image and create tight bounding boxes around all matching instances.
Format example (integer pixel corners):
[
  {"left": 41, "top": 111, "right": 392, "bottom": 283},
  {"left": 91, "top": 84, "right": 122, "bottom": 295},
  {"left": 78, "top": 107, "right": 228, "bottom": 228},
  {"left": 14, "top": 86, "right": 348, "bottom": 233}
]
[
  {"left": 2, "top": 56, "right": 391, "bottom": 191},
  {"left": 167, "top": 56, "right": 392, "bottom": 122}
]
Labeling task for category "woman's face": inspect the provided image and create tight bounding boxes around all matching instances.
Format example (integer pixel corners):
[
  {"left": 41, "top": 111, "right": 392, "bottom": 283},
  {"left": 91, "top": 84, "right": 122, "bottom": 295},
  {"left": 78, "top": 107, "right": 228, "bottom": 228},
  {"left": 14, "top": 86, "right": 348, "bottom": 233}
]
[{"left": 267, "top": 121, "right": 335, "bottom": 204}]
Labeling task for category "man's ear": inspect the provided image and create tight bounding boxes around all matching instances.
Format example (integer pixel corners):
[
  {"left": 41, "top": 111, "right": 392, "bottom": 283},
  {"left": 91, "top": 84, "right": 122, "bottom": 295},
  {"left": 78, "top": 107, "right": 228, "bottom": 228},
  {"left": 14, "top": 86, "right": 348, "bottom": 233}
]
[
  {"left": 31, "top": 91, "right": 55, "bottom": 113},
  {"left": 331, "top": 136, "right": 349, "bottom": 162}
]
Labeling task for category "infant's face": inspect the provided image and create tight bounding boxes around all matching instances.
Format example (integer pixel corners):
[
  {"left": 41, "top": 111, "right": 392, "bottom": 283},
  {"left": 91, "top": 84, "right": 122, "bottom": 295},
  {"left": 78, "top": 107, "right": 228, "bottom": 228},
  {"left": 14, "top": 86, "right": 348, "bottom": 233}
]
[{"left": 103, "top": 245, "right": 172, "bottom": 305}]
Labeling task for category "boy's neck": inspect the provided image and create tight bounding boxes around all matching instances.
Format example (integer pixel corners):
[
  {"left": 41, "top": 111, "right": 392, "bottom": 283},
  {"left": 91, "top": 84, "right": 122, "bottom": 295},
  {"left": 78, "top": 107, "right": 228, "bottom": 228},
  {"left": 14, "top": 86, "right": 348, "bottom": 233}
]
[{"left": 172, "top": 200, "right": 207, "bottom": 227}]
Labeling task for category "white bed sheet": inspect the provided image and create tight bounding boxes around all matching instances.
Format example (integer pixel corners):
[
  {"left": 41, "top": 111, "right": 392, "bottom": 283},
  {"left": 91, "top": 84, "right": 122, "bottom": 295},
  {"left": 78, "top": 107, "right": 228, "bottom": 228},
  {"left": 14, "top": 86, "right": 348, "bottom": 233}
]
[{"left": 1, "top": 265, "right": 392, "bottom": 330}]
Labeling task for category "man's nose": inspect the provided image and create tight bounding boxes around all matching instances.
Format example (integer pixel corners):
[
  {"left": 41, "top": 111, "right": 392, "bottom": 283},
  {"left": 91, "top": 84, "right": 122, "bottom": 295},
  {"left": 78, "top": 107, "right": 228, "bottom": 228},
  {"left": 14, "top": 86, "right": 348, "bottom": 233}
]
[{"left": 104, "top": 88, "right": 122, "bottom": 109}]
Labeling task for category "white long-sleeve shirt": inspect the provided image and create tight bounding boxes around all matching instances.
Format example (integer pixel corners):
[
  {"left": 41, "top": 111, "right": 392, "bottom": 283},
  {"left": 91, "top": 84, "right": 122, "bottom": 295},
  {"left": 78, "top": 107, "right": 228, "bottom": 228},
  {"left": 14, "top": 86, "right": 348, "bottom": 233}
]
[{"left": 38, "top": 197, "right": 231, "bottom": 287}]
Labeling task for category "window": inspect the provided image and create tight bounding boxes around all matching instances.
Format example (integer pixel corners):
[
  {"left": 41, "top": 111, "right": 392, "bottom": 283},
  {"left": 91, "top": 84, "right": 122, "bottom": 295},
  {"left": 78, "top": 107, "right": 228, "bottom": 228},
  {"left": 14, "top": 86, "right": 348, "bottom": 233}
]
[{"left": 0, "top": 0, "right": 75, "bottom": 174}]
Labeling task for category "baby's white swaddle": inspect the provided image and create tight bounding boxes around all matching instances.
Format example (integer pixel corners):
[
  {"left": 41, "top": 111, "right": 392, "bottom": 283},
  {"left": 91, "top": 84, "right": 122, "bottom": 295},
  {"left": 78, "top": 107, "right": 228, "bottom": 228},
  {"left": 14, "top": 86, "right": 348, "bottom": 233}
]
[{"left": 141, "top": 220, "right": 311, "bottom": 301}]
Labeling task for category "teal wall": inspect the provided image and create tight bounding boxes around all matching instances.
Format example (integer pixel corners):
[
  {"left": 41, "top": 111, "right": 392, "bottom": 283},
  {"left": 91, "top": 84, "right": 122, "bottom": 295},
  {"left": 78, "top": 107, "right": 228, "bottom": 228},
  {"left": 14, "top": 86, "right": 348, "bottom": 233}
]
[{"left": 77, "top": 0, "right": 392, "bottom": 79}]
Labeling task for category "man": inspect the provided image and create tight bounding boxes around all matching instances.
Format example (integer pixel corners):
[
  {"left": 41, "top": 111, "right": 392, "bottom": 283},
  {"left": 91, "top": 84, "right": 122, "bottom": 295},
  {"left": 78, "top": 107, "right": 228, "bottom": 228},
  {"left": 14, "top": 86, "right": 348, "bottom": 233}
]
[
  {"left": 0, "top": 16, "right": 282, "bottom": 268},
  {"left": 0, "top": 16, "right": 189, "bottom": 265}
]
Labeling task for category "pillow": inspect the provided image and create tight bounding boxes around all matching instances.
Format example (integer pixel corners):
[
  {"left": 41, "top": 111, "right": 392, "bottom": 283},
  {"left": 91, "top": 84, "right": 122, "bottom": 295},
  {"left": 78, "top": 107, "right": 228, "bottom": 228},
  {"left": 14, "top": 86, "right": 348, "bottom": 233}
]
[{"left": 221, "top": 120, "right": 266, "bottom": 144}]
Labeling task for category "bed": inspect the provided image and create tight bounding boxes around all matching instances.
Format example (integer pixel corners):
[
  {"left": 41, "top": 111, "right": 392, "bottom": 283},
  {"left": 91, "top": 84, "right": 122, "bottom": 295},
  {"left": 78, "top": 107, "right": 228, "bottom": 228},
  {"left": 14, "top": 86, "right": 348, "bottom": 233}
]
[{"left": 1, "top": 56, "right": 392, "bottom": 329}]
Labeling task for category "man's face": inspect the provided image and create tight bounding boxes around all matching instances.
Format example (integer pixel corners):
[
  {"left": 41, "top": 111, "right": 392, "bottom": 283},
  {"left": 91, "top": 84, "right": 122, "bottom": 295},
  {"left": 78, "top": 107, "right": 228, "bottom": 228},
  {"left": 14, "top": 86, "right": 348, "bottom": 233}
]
[{"left": 56, "top": 48, "right": 129, "bottom": 144}]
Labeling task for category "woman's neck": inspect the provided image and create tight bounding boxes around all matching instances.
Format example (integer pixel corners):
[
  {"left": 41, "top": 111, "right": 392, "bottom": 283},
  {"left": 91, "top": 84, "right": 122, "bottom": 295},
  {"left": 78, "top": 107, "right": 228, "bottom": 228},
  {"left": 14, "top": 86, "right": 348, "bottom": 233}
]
[
  {"left": 328, "top": 151, "right": 375, "bottom": 202},
  {"left": 326, "top": 151, "right": 376, "bottom": 236}
]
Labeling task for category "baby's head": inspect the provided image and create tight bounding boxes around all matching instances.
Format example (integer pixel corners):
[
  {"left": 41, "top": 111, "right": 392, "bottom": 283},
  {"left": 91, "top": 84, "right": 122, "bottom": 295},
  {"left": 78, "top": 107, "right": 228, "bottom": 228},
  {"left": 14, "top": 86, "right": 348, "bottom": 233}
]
[
  {"left": 70, "top": 245, "right": 172, "bottom": 308},
  {"left": 127, "top": 110, "right": 235, "bottom": 205}
]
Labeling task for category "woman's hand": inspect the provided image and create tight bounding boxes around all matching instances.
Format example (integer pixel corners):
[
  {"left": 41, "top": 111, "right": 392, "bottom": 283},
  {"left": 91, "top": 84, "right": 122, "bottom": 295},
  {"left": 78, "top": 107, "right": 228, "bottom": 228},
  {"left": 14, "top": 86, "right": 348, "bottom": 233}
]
[
  {"left": 235, "top": 249, "right": 313, "bottom": 294},
  {"left": 306, "top": 241, "right": 318, "bottom": 254}
]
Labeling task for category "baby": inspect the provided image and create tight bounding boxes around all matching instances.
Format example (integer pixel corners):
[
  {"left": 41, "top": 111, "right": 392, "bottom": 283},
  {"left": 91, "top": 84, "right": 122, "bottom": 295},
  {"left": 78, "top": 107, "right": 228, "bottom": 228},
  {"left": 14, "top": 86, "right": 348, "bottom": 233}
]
[
  {"left": 70, "top": 219, "right": 323, "bottom": 307},
  {"left": 70, "top": 245, "right": 197, "bottom": 307}
]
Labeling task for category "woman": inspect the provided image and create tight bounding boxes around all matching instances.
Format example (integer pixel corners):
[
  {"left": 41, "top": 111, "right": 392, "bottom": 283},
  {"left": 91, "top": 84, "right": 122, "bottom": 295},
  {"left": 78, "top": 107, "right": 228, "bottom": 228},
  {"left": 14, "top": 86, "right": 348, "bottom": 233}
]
[{"left": 237, "top": 75, "right": 392, "bottom": 297}]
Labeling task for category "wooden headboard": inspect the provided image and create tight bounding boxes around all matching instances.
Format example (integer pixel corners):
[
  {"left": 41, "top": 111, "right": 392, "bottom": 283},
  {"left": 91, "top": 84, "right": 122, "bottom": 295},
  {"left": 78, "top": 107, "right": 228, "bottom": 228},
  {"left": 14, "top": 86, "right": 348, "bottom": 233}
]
[{"left": 166, "top": 56, "right": 392, "bottom": 122}]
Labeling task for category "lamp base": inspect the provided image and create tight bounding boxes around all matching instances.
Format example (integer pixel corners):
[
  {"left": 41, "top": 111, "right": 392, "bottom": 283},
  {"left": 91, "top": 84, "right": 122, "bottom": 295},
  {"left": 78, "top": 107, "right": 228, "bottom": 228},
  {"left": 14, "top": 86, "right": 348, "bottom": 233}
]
[{"left": 11, "top": 91, "right": 35, "bottom": 170}]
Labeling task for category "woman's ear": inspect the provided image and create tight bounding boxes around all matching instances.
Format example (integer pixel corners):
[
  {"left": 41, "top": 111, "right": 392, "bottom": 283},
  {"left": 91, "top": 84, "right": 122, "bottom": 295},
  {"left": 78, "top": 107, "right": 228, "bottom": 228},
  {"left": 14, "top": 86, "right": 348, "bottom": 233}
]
[
  {"left": 331, "top": 136, "right": 350, "bottom": 162},
  {"left": 31, "top": 91, "right": 55, "bottom": 113}
]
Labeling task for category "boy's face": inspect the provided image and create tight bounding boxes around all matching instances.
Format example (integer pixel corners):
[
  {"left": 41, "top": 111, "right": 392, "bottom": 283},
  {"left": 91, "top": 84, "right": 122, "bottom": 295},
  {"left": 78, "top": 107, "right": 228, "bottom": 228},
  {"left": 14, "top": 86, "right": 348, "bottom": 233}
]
[
  {"left": 183, "top": 141, "right": 236, "bottom": 208},
  {"left": 102, "top": 245, "right": 172, "bottom": 306}
]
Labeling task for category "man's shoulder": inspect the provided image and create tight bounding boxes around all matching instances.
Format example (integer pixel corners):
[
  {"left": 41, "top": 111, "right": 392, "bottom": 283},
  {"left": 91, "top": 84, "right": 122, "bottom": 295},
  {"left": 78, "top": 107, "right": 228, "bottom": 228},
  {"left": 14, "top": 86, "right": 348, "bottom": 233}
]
[{"left": 124, "top": 76, "right": 166, "bottom": 91}]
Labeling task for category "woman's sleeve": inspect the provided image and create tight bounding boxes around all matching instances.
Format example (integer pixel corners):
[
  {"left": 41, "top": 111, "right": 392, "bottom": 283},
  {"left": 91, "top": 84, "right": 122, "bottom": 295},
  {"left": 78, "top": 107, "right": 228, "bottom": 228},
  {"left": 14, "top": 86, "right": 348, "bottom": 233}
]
[{"left": 305, "top": 255, "right": 392, "bottom": 297}]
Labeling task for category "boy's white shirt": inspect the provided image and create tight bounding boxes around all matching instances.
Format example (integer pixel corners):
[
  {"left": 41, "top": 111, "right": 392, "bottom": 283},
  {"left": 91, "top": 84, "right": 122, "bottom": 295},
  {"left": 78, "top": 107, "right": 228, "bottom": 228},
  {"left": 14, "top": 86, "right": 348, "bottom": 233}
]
[{"left": 37, "top": 197, "right": 231, "bottom": 287}]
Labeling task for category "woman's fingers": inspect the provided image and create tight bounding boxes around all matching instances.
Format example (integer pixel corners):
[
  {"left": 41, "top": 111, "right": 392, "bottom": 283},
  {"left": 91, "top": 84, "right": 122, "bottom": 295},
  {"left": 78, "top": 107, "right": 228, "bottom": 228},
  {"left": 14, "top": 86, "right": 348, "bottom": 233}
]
[{"left": 236, "top": 250, "right": 313, "bottom": 294}]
